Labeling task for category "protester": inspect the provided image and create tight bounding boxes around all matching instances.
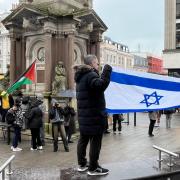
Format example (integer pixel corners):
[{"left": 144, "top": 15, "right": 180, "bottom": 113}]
[
  {"left": 21, "top": 96, "right": 30, "bottom": 130},
  {"left": 0, "top": 93, "right": 14, "bottom": 122},
  {"left": 37, "top": 97, "right": 46, "bottom": 146},
  {"left": 26, "top": 99, "right": 43, "bottom": 150},
  {"left": 113, "top": 114, "right": 123, "bottom": 134},
  {"left": 148, "top": 111, "right": 157, "bottom": 137},
  {"left": 49, "top": 100, "right": 69, "bottom": 152},
  {"left": 6, "top": 100, "right": 23, "bottom": 152},
  {"left": 64, "top": 104, "right": 76, "bottom": 143},
  {"left": 156, "top": 110, "right": 163, "bottom": 127},
  {"left": 164, "top": 108, "right": 175, "bottom": 128},
  {"left": 74, "top": 54, "right": 112, "bottom": 176},
  {"left": 104, "top": 113, "right": 110, "bottom": 134}
]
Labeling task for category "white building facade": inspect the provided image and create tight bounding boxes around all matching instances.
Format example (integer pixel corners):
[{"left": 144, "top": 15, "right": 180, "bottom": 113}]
[
  {"left": 133, "top": 54, "right": 148, "bottom": 72},
  {"left": 0, "top": 12, "right": 10, "bottom": 74},
  {"left": 100, "top": 37, "right": 134, "bottom": 70},
  {"left": 163, "top": 0, "right": 180, "bottom": 77}
]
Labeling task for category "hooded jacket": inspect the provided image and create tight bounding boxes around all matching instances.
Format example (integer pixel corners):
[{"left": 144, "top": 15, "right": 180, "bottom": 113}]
[
  {"left": 26, "top": 100, "right": 43, "bottom": 128},
  {"left": 74, "top": 64, "right": 112, "bottom": 135}
]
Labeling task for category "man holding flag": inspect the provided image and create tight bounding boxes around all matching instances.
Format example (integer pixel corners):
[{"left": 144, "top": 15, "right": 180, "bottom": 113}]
[{"left": 75, "top": 54, "right": 112, "bottom": 176}]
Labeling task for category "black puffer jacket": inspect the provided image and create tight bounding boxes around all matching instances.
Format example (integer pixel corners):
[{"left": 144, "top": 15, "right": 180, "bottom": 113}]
[
  {"left": 74, "top": 64, "right": 112, "bottom": 135},
  {"left": 26, "top": 100, "right": 43, "bottom": 129}
]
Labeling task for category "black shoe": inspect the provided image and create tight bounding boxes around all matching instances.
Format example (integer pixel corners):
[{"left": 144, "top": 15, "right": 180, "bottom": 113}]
[
  {"left": 53, "top": 145, "right": 58, "bottom": 152},
  {"left": 88, "top": 167, "right": 109, "bottom": 176},
  {"left": 68, "top": 140, "right": 74, "bottom": 143},
  {"left": 104, "top": 131, "right": 110, "bottom": 134},
  {"left": 65, "top": 148, "right": 69, "bottom": 152},
  {"left": 149, "top": 134, "right": 154, "bottom": 137},
  {"left": 41, "top": 140, "right": 45, "bottom": 146},
  {"left": 53, "top": 148, "right": 58, "bottom": 152}
]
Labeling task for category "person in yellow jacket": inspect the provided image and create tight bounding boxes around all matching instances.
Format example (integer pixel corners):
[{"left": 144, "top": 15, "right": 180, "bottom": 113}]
[{"left": 0, "top": 91, "right": 14, "bottom": 122}]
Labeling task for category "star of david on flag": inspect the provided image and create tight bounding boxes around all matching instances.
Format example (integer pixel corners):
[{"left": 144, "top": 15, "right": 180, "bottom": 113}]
[
  {"left": 105, "top": 67, "right": 180, "bottom": 114},
  {"left": 140, "top": 91, "right": 163, "bottom": 107}
]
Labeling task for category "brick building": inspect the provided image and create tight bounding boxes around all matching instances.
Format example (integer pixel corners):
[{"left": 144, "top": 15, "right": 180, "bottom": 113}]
[{"left": 148, "top": 56, "right": 163, "bottom": 74}]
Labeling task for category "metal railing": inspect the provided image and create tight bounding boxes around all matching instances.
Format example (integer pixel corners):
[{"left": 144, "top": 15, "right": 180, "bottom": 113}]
[
  {"left": 0, "top": 155, "right": 15, "bottom": 180},
  {"left": 153, "top": 145, "right": 179, "bottom": 169}
]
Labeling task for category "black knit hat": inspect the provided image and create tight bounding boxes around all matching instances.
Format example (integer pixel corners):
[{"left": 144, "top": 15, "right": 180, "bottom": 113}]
[{"left": 15, "top": 98, "right": 21, "bottom": 107}]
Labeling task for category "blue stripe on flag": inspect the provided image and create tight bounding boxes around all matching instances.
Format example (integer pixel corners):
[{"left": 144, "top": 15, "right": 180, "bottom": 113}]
[
  {"left": 111, "top": 72, "right": 180, "bottom": 92},
  {"left": 106, "top": 105, "right": 180, "bottom": 113}
]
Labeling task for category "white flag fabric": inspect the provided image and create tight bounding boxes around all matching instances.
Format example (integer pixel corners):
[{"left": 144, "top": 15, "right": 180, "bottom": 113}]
[{"left": 105, "top": 67, "right": 180, "bottom": 113}]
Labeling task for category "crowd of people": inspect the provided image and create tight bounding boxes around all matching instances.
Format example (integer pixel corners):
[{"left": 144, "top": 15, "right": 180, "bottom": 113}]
[
  {"left": 0, "top": 94, "right": 76, "bottom": 153},
  {"left": 148, "top": 109, "right": 176, "bottom": 137},
  {"left": 0, "top": 54, "right": 178, "bottom": 177}
]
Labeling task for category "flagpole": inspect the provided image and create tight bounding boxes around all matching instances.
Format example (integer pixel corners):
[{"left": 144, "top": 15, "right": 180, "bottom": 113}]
[
  {"left": 34, "top": 81, "right": 37, "bottom": 97},
  {"left": 34, "top": 60, "right": 37, "bottom": 97}
]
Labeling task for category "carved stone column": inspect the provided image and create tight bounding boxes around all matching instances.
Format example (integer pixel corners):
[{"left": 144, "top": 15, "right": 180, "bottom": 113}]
[
  {"left": 16, "top": 37, "right": 23, "bottom": 77},
  {"left": 63, "top": 34, "right": 74, "bottom": 90},
  {"left": 21, "top": 37, "right": 26, "bottom": 74},
  {"left": 9, "top": 26, "right": 24, "bottom": 84},
  {"left": 96, "top": 41, "right": 101, "bottom": 61},
  {"left": 89, "top": 30, "right": 102, "bottom": 61},
  {"left": 9, "top": 35, "right": 16, "bottom": 84},
  {"left": 44, "top": 32, "right": 54, "bottom": 93}
]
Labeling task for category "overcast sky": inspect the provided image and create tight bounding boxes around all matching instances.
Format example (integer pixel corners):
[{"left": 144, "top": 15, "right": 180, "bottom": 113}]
[{"left": 0, "top": 0, "right": 164, "bottom": 56}]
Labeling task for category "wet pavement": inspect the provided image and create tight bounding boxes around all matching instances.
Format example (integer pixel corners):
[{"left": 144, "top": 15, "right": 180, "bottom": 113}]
[{"left": 1, "top": 112, "right": 180, "bottom": 179}]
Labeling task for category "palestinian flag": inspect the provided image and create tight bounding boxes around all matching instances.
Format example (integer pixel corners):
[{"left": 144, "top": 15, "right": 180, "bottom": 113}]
[{"left": 6, "top": 61, "right": 36, "bottom": 94}]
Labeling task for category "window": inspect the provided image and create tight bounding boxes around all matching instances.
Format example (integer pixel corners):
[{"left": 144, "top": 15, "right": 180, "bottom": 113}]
[
  {"left": 118, "top": 57, "right": 121, "bottom": 64},
  {"left": 177, "top": 0, "right": 180, "bottom": 18},
  {"left": 176, "top": 32, "right": 180, "bottom": 48}
]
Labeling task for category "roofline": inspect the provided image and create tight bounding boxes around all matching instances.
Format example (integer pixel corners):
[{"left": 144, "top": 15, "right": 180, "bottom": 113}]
[{"left": 74, "top": 9, "right": 108, "bottom": 31}]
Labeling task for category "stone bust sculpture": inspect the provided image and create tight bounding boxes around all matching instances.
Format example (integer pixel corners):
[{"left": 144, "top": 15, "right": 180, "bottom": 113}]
[{"left": 52, "top": 61, "right": 67, "bottom": 94}]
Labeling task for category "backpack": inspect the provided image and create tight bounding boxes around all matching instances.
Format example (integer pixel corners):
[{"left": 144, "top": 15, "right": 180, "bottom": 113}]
[{"left": 6, "top": 111, "right": 15, "bottom": 125}]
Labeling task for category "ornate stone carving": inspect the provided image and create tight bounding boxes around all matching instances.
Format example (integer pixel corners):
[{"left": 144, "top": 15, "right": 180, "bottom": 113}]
[
  {"left": 23, "top": 17, "right": 41, "bottom": 31},
  {"left": 37, "top": 47, "right": 45, "bottom": 62},
  {"left": 52, "top": 61, "right": 67, "bottom": 94},
  {"left": 0, "top": 65, "right": 10, "bottom": 90}
]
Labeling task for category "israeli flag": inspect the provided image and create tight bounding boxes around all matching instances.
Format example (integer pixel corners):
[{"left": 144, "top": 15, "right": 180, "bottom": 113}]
[{"left": 105, "top": 67, "right": 180, "bottom": 113}]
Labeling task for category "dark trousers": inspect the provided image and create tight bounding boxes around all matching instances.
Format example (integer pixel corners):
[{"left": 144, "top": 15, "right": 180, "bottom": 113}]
[
  {"left": 1, "top": 109, "right": 8, "bottom": 122},
  {"left": 148, "top": 119, "right": 156, "bottom": 135},
  {"left": 113, "top": 118, "right": 122, "bottom": 132},
  {"left": 52, "top": 123, "right": 68, "bottom": 151},
  {"left": 12, "top": 126, "right": 21, "bottom": 148},
  {"left": 65, "top": 126, "right": 72, "bottom": 142},
  {"left": 104, "top": 118, "right": 109, "bottom": 132},
  {"left": 40, "top": 125, "right": 45, "bottom": 145},
  {"left": 77, "top": 133, "right": 103, "bottom": 171},
  {"left": 30, "top": 128, "right": 42, "bottom": 149}
]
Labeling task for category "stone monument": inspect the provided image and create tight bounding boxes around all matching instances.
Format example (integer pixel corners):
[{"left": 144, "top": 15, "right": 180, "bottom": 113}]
[
  {"left": 2, "top": 0, "right": 107, "bottom": 108},
  {"left": 52, "top": 61, "right": 67, "bottom": 94}
]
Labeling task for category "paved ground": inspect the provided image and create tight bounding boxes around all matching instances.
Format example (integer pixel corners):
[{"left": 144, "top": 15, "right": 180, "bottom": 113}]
[{"left": 1, "top": 112, "right": 180, "bottom": 179}]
